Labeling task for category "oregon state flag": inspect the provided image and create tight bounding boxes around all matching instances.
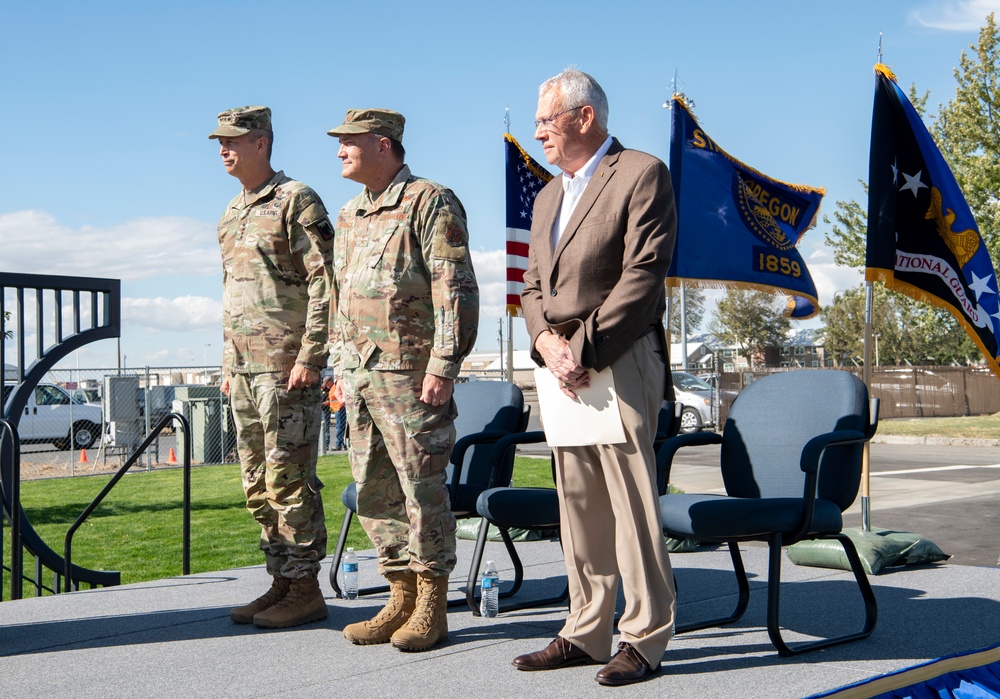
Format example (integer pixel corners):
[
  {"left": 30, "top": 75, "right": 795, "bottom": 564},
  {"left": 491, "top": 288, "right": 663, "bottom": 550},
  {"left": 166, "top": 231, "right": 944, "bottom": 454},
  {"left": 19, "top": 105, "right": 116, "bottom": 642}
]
[
  {"left": 505, "top": 133, "right": 553, "bottom": 316},
  {"left": 866, "top": 64, "right": 1000, "bottom": 377},
  {"left": 667, "top": 96, "right": 822, "bottom": 318}
]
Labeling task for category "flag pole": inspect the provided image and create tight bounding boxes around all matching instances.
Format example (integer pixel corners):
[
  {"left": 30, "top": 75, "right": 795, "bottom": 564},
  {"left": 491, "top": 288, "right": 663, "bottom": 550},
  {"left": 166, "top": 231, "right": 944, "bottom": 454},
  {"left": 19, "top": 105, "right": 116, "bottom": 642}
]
[
  {"left": 679, "top": 282, "right": 688, "bottom": 369},
  {"left": 862, "top": 281, "right": 874, "bottom": 531},
  {"left": 504, "top": 107, "right": 515, "bottom": 384},
  {"left": 859, "top": 34, "right": 882, "bottom": 533}
]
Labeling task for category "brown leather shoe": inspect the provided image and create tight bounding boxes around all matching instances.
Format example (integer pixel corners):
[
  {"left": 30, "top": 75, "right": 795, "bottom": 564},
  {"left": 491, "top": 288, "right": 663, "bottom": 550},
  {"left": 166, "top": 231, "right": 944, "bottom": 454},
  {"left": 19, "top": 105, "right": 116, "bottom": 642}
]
[
  {"left": 594, "top": 642, "right": 659, "bottom": 686},
  {"left": 512, "top": 636, "right": 596, "bottom": 671}
]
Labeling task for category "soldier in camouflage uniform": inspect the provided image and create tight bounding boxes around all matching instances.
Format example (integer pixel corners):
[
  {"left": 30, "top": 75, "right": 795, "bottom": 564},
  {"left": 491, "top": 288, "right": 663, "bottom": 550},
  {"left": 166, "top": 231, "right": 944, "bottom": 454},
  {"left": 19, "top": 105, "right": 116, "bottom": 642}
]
[
  {"left": 210, "top": 105, "right": 333, "bottom": 629},
  {"left": 327, "top": 109, "right": 479, "bottom": 652}
]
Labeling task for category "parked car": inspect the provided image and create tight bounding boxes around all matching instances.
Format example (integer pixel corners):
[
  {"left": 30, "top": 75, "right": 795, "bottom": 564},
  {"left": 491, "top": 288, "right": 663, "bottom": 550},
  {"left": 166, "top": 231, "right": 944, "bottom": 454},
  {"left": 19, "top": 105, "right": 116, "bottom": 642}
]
[
  {"left": 70, "top": 387, "right": 102, "bottom": 405},
  {"left": 2, "top": 383, "right": 104, "bottom": 450},
  {"left": 672, "top": 371, "right": 715, "bottom": 433}
]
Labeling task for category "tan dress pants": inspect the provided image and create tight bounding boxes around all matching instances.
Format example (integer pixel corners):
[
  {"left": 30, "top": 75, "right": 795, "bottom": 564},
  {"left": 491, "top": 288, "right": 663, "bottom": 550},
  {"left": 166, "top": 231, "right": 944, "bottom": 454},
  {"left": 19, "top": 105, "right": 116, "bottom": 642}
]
[{"left": 554, "top": 332, "right": 676, "bottom": 667}]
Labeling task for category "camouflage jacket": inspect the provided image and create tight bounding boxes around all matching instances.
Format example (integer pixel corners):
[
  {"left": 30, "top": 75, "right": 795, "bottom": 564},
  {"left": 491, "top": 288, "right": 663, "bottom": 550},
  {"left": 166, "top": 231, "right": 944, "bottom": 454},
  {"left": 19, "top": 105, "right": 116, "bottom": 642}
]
[
  {"left": 219, "top": 171, "right": 333, "bottom": 375},
  {"left": 331, "top": 165, "right": 479, "bottom": 380}
]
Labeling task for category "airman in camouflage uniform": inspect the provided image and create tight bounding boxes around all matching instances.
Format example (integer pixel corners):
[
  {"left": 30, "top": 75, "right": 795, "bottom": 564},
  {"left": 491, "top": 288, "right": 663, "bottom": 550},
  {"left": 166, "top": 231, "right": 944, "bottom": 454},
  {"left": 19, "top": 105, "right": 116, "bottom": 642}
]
[
  {"left": 211, "top": 105, "right": 332, "bottom": 630},
  {"left": 328, "top": 109, "right": 479, "bottom": 652}
]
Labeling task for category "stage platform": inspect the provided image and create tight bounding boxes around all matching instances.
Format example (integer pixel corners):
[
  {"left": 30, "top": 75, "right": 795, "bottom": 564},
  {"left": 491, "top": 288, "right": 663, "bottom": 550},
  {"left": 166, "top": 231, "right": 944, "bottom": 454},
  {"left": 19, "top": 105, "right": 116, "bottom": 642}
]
[{"left": 2, "top": 537, "right": 999, "bottom": 698}]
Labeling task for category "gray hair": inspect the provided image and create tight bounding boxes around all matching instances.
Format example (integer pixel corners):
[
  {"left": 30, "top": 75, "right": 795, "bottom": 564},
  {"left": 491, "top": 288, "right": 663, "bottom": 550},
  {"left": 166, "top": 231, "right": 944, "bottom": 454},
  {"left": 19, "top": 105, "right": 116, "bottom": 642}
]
[{"left": 539, "top": 68, "right": 609, "bottom": 131}]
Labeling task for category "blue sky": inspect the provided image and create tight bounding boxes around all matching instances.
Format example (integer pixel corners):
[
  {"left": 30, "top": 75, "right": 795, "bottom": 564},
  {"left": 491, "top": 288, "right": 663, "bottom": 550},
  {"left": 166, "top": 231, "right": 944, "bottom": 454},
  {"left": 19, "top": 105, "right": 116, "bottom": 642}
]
[{"left": 1, "top": 0, "right": 997, "bottom": 369}]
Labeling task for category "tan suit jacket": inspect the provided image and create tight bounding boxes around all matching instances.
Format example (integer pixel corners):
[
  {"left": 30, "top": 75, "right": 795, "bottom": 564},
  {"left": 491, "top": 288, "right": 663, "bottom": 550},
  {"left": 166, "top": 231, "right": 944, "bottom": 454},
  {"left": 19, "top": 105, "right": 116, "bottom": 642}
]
[
  {"left": 520, "top": 138, "right": 679, "bottom": 665},
  {"left": 521, "top": 138, "right": 676, "bottom": 399}
]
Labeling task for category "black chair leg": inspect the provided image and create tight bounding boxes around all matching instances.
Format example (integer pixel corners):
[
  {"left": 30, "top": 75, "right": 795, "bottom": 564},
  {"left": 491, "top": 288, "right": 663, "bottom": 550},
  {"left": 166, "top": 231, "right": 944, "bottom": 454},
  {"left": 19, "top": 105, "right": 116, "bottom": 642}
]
[
  {"left": 493, "top": 526, "right": 568, "bottom": 614},
  {"left": 766, "top": 533, "right": 878, "bottom": 656},
  {"left": 328, "top": 510, "right": 352, "bottom": 596},
  {"left": 463, "top": 517, "right": 492, "bottom": 615},
  {"left": 462, "top": 519, "right": 569, "bottom": 615},
  {"left": 675, "top": 541, "right": 750, "bottom": 634},
  {"left": 328, "top": 508, "right": 388, "bottom": 599},
  {"left": 497, "top": 526, "right": 525, "bottom": 598}
]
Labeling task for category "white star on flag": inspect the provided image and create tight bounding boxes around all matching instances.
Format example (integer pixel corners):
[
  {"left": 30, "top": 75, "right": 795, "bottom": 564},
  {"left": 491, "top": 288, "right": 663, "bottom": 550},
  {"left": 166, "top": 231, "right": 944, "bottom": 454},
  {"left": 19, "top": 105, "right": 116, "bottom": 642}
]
[
  {"left": 968, "top": 270, "right": 995, "bottom": 302},
  {"left": 899, "top": 170, "right": 927, "bottom": 198}
]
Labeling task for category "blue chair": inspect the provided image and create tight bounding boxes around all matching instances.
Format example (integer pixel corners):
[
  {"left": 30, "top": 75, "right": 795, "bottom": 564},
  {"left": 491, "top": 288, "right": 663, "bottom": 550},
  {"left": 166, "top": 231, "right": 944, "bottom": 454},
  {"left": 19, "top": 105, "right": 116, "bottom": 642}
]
[
  {"left": 328, "top": 380, "right": 529, "bottom": 598},
  {"left": 658, "top": 370, "right": 879, "bottom": 656},
  {"left": 469, "top": 402, "right": 682, "bottom": 615}
]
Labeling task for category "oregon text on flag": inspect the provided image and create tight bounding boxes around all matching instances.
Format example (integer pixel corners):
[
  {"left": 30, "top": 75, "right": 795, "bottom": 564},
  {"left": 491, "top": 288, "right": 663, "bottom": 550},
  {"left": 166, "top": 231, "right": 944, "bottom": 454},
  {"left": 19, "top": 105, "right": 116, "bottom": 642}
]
[
  {"left": 666, "top": 96, "right": 823, "bottom": 319},
  {"left": 866, "top": 63, "right": 1000, "bottom": 377},
  {"left": 505, "top": 133, "right": 553, "bottom": 316}
]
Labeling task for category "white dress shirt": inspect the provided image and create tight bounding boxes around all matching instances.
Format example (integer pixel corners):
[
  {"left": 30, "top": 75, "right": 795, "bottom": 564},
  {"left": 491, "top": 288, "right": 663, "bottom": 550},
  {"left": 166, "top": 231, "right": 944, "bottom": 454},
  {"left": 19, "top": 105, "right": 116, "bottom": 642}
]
[{"left": 552, "top": 135, "right": 614, "bottom": 249}]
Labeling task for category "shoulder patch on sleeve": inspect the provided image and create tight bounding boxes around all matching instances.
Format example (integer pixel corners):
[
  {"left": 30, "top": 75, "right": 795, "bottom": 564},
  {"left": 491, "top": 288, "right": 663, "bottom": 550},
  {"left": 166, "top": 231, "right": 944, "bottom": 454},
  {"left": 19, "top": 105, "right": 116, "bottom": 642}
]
[
  {"left": 313, "top": 218, "right": 335, "bottom": 241},
  {"left": 432, "top": 210, "right": 469, "bottom": 261}
]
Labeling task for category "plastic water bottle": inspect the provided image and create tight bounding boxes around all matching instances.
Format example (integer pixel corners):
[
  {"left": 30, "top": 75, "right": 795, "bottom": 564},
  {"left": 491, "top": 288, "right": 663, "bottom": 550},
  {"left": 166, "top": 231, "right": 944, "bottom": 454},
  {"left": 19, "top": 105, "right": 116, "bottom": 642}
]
[
  {"left": 342, "top": 548, "right": 359, "bottom": 600},
  {"left": 480, "top": 560, "right": 499, "bottom": 618}
]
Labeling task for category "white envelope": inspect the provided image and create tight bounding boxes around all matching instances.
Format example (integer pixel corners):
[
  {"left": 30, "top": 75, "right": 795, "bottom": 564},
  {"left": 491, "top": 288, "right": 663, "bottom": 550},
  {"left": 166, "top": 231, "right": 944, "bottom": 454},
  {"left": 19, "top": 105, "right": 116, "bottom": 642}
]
[{"left": 534, "top": 366, "right": 626, "bottom": 447}]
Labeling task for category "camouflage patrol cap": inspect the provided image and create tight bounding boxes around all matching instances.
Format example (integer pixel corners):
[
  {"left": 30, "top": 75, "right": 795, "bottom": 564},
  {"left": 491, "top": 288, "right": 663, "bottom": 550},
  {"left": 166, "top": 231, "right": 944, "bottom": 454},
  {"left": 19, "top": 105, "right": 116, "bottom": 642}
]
[
  {"left": 208, "top": 106, "right": 272, "bottom": 139},
  {"left": 326, "top": 109, "right": 405, "bottom": 142}
]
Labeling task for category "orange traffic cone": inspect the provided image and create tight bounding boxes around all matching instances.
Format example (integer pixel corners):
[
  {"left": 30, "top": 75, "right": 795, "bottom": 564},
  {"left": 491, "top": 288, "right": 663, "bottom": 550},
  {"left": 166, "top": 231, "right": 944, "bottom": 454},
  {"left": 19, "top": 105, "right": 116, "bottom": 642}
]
[
  {"left": 78, "top": 448, "right": 89, "bottom": 463},
  {"left": 167, "top": 448, "right": 178, "bottom": 464}
]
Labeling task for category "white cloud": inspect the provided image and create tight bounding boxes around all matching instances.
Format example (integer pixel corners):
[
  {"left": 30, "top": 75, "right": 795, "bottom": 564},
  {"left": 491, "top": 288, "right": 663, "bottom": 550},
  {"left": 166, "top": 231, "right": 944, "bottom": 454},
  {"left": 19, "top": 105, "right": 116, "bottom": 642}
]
[
  {"left": 806, "top": 248, "right": 865, "bottom": 306},
  {"left": 122, "top": 295, "right": 221, "bottom": 333},
  {"left": 471, "top": 247, "right": 509, "bottom": 324},
  {"left": 909, "top": 0, "right": 999, "bottom": 31},
  {"left": 0, "top": 210, "right": 220, "bottom": 281}
]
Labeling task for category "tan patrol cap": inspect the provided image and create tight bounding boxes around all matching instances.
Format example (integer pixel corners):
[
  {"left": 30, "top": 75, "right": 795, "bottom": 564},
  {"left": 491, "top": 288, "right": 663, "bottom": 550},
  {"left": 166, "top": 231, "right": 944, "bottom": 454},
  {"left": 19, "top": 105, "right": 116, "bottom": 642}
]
[
  {"left": 326, "top": 108, "right": 405, "bottom": 142},
  {"left": 208, "top": 106, "right": 271, "bottom": 139}
]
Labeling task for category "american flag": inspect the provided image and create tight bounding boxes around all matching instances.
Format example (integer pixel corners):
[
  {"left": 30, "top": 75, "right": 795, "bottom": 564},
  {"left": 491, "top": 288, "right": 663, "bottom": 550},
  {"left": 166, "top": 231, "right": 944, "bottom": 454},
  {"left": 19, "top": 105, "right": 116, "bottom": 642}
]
[{"left": 504, "top": 133, "right": 553, "bottom": 316}]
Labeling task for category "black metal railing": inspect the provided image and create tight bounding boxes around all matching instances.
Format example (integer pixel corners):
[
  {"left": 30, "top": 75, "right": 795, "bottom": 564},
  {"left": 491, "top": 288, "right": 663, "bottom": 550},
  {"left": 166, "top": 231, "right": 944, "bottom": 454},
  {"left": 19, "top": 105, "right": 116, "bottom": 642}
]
[
  {"left": 0, "top": 418, "right": 23, "bottom": 600},
  {"left": 63, "top": 412, "right": 191, "bottom": 593},
  {"left": 2, "top": 272, "right": 123, "bottom": 593}
]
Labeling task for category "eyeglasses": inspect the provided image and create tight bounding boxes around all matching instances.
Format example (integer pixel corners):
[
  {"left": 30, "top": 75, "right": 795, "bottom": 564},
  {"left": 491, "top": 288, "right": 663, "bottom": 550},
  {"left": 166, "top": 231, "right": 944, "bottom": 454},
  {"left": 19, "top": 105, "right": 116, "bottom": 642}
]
[{"left": 534, "top": 106, "right": 583, "bottom": 131}]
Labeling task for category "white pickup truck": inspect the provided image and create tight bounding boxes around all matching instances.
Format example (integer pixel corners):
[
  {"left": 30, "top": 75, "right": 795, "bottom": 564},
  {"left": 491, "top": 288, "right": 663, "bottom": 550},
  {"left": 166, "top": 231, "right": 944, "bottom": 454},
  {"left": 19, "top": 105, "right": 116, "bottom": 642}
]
[{"left": 2, "top": 383, "right": 104, "bottom": 450}]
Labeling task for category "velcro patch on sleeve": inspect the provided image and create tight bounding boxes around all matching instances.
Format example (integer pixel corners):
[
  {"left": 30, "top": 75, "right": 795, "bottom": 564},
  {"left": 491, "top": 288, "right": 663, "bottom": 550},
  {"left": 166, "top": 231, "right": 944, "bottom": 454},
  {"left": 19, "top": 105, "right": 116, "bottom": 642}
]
[{"left": 432, "top": 211, "right": 469, "bottom": 262}]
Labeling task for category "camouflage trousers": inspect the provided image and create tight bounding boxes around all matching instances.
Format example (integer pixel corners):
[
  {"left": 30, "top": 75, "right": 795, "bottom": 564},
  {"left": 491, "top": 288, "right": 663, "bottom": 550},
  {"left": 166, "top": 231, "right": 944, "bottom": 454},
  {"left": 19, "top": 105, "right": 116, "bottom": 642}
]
[
  {"left": 342, "top": 367, "right": 457, "bottom": 578},
  {"left": 229, "top": 371, "right": 327, "bottom": 579}
]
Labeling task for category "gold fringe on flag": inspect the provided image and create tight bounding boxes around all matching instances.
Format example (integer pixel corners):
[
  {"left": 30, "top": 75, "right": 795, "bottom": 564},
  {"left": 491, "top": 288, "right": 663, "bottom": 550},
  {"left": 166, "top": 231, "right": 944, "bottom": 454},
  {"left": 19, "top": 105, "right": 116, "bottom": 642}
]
[{"left": 866, "top": 268, "right": 1000, "bottom": 379}]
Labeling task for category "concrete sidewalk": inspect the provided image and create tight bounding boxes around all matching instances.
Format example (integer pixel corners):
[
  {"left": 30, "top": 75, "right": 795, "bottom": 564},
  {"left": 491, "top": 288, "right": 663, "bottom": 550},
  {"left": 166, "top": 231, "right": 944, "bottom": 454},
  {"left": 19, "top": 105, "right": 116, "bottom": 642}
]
[{"left": 2, "top": 537, "right": 999, "bottom": 698}]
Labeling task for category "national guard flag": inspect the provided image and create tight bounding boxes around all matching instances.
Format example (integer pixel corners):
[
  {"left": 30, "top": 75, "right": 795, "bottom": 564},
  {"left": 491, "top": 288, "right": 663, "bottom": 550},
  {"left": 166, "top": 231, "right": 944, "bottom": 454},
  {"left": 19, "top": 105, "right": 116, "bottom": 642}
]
[
  {"left": 505, "top": 133, "right": 553, "bottom": 317},
  {"left": 667, "top": 96, "right": 823, "bottom": 318},
  {"left": 866, "top": 64, "right": 1000, "bottom": 378}
]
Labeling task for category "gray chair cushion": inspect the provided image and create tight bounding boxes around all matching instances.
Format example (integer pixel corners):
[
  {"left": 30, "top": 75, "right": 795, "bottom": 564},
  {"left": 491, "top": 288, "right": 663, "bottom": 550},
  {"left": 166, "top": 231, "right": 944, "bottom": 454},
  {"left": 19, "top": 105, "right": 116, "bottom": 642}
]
[
  {"left": 661, "top": 493, "right": 844, "bottom": 540},
  {"left": 477, "top": 487, "right": 560, "bottom": 529}
]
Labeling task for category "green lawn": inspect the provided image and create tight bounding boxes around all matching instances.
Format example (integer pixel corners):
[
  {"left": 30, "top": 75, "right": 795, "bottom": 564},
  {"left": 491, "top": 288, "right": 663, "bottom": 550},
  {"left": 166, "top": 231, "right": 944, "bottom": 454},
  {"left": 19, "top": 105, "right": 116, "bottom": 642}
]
[
  {"left": 877, "top": 413, "right": 1000, "bottom": 439},
  {"left": 3, "top": 454, "right": 555, "bottom": 590}
]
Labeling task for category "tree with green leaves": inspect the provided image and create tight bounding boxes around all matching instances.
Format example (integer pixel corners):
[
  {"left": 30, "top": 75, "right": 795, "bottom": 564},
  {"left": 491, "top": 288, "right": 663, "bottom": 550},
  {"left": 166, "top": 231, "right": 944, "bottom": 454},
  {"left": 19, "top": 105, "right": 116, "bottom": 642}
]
[
  {"left": 709, "top": 289, "right": 790, "bottom": 369},
  {"left": 666, "top": 285, "right": 706, "bottom": 336},
  {"left": 933, "top": 13, "right": 1000, "bottom": 267}
]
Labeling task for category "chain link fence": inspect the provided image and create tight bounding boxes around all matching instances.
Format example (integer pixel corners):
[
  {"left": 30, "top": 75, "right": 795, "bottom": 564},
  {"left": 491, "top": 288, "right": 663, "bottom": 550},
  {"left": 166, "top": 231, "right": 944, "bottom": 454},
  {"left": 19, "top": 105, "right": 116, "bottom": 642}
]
[{"left": 12, "top": 365, "right": 346, "bottom": 480}]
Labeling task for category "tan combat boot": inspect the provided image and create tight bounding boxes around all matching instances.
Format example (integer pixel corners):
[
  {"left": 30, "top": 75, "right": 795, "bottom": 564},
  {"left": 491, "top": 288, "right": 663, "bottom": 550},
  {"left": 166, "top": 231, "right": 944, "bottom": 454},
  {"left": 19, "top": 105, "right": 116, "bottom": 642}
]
[
  {"left": 230, "top": 576, "right": 290, "bottom": 624},
  {"left": 252, "top": 574, "right": 328, "bottom": 629},
  {"left": 390, "top": 573, "right": 449, "bottom": 652},
  {"left": 343, "top": 571, "right": 418, "bottom": 645}
]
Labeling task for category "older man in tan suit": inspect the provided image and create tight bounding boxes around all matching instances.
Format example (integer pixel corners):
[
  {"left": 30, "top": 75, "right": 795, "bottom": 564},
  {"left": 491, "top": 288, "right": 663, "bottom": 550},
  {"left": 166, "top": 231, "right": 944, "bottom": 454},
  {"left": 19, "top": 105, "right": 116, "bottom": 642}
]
[{"left": 513, "top": 69, "right": 677, "bottom": 686}]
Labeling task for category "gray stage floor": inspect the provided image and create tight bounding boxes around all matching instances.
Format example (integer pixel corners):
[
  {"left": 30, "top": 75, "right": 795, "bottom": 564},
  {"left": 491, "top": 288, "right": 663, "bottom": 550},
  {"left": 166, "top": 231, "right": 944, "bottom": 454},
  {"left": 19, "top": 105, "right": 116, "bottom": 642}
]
[{"left": 2, "top": 537, "right": 999, "bottom": 699}]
